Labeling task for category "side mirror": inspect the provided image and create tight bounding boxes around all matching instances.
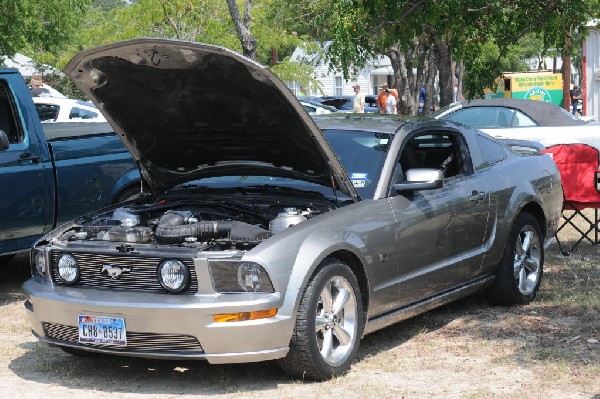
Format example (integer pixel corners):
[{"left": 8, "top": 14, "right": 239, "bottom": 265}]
[
  {"left": 393, "top": 168, "right": 444, "bottom": 192},
  {"left": 0, "top": 130, "right": 9, "bottom": 151}
]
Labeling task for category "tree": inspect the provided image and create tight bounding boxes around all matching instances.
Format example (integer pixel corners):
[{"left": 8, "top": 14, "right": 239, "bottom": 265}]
[
  {"left": 43, "top": 0, "right": 320, "bottom": 96},
  {"left": 0, "top": 0, "right": 92, "bottom": 59},
  {"left": 275, "top": 0, "right": 595, "bottom": 113},
  {"left": 226, "top": 0, "right": 258, "bottom": 60}
]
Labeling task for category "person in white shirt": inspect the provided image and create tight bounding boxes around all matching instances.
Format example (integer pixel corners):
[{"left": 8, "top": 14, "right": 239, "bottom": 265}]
[
  {"left": 352, "top": 85, "right": 365, "bottom": 113},
  {"left": 385, "top": 89, "right": 396, "bottom": 114}
]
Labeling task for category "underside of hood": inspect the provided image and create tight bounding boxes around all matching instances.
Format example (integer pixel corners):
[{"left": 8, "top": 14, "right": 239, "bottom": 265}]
[{"left": 64, "top": 38, "right": 356, "bottom": 199}]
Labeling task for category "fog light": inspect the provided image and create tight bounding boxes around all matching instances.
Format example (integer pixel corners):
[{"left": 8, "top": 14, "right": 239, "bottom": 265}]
[
  {"left": 158, "top": 260, "right": 190, "bottom": 292},
  {"left": 56, "top": 254, "right": 79, "bottom": 284}
]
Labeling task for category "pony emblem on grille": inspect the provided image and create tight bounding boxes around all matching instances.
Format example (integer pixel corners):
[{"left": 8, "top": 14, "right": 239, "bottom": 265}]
[{"left": 101, "top": 264, "right": 131, "bottom": 279}]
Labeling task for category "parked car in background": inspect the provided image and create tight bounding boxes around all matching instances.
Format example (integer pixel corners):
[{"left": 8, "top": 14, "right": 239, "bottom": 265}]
[
  {"left": 24, "top": 38, "right": 563, "bottom": 381},
  {"left": 299, "top": 99, "right": 337, "bottom": 115},
  {"left": 434, "top": 98, "right": 600, "bottom": 149},
  {"left": 33, "top": 97, "right": 107, "bottom": 123},
  {"left": 0, "top": 67, "right": 140, "bottom": 264},
  {"left": 320, "top": 95, "right": 379, "bottom": 113}
]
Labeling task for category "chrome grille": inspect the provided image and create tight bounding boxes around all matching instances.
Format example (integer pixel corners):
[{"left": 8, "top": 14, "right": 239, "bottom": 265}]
[
  {"left": 50, "top": 251, "right": 198, "bottom": 294},
  {"left": 43, "top": 323, "right": 204, "bottom": 353}
]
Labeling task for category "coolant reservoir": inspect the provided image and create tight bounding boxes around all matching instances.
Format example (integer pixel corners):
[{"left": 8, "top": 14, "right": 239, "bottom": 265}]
[{"left": 269, "top": 208, "right": 307, "bottom": 234}]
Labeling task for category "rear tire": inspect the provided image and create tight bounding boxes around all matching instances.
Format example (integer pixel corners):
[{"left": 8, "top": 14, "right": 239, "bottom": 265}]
[
  {"left": 486, "top": 212, "right": 543, "bottom": 305},
  {"left": 278, "top": 259, "right": 364, "bottom": 380}
]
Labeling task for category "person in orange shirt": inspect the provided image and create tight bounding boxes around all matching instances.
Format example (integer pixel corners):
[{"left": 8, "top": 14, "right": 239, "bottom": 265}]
[{"left": 377, "top": 84, "right": 388, "bottom": 113}]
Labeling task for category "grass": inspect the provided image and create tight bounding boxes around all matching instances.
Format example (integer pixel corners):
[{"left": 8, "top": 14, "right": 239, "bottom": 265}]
[{"left": 1, "top": 218, "right": 599, "bottom": 398}]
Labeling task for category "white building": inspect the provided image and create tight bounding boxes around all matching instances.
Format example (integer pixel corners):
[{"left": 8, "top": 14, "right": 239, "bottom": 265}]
[
  {"left": 289, "top": 43, "right": 394, "bottom": 96},
  {"left": 584, "top": 21, "right": 600, "bottom": 120},
  {"left": 1, "top": 53, "right": 66, "bottom": 97}
]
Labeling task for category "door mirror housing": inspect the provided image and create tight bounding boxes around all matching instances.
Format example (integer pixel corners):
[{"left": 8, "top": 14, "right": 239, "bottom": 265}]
[{"left": 393, "top": 168, "right": 444, "bottom": 192}]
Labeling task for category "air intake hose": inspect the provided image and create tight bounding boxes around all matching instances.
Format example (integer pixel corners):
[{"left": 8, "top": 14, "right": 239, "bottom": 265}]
[{"left": 155, "top": 221, "right": 233, "bottom": 244}]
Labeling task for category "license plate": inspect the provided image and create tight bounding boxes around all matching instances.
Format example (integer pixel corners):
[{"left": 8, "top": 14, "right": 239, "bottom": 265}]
[{"left": 78, "top": 315, "right": 127, "bottom": 345}]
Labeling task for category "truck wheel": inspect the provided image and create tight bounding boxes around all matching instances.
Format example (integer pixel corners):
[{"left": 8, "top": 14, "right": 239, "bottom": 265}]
[
  {"left": 486, "top": 212, "right": 543, "bottom": 305},
  {"left": 278, "top": 259, "right": 364, "bottom": 380}
]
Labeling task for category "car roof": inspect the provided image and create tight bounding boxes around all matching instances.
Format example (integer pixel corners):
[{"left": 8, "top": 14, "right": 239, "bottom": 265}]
[
  {"left": 448, "top": 98, "right": 587, "bottom": 126},
  {"left": 313, "top": 114, "right": 420, "bottom": 133},
  {"left": 32, "top": 97, "right": 99, "bottom": 109}
]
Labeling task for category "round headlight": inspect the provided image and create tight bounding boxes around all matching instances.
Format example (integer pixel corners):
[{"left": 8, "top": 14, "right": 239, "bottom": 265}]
[
  {"left": 237, "top": 262, "right": 266, "bottom": 292},
  {"left": 158, "top": 260, "right": 190, "bottom": 292},
  {"left": 56, "top": 254, "right": 79, "bottom": 284}
]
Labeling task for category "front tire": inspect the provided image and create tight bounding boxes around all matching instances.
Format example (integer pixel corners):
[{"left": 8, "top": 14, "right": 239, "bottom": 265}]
[
  {"left": 279, "top": 259, "right": 364, "bottom": 380},
  {"left": 486, "top": 212, "right": 543, "bottom": 305}
]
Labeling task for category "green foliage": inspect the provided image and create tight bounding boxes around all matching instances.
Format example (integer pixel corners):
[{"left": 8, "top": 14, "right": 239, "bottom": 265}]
[
  {"left": 0, "top": 0, "right": 91, "bottom": 58},
  {"left": 271, "top": 60, "right": 324, "bottom": 95},
  {"left": 43, "top": 0, "right": 318, "bottom": 91}
]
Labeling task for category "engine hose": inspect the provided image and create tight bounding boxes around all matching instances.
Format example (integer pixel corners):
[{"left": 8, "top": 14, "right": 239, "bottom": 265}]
[{"left": 155, "top": 220, "right": 233, "bottom": 244}]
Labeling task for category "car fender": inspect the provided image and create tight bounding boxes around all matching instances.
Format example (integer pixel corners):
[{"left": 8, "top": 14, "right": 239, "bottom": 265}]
[
  {"left": 244, "top": 200, "right": 392, "bottom": 320},
  {"left": 245, "top": 225, "right": 371, "bottom": 337},
  {"left": 484, "top": 162, "right": 550, "bottom": 270},
  {"left": 109, "top": 168, "right": 142, "bottom": 203}
]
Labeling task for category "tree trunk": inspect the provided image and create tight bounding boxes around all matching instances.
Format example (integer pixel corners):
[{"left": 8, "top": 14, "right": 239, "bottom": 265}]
[
  {"left": 422, "top": 47, "right": 436, "bottom": 116},
  {"left": 225, "top": 0, "right": 258, "bottom": 61},
  {"left": 434, "top": 39, "right": 453, "bottom": 107},
  {"left": 388, "top": 46, "right": 411, "bottom": 115}
]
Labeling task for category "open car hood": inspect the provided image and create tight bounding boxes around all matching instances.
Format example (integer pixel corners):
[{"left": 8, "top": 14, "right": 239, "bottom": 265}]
[{"left": 64, "top": 38, "right": 357, "bottom": 199}]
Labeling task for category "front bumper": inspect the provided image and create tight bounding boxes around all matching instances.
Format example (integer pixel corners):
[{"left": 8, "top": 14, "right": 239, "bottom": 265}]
[{"left": 23, "top": 278, "right": 297, "bottom": 364}]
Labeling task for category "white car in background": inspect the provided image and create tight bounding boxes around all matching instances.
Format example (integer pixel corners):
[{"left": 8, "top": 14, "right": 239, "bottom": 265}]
[
  {"left": 33, "top": 97, "right": 107, "bottom": 123},
  {"left": 434, "top": 98, "right": 600, "bottom": 149},
  {"left": 299, "top": 99, "right": 337, "bottom": 115}
]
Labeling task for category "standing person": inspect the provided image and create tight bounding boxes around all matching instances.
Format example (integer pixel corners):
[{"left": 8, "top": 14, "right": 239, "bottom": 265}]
[
  {"left": 385, "top": 89, "right": 397, "bottom": 114},
  {"left": 390, "top": 84, "right": 399, "bottom": 101},
  {"left": 377, "top": 84, "right": 388, "bottom": 113},
  {"left": 418, "top": 84, "right": 426, "bottom": 115},
  {"left": 352, "top": 84, "right": 365, "bottom": 113},
  {"left": 453, "top": 84, "right": 459, "bottom": 103},
  {"left": 570, "top": 84, "right": 581, "bottom": 115},
  {"left": 28, "top": 75, "right": 50, "bottom": 97}
]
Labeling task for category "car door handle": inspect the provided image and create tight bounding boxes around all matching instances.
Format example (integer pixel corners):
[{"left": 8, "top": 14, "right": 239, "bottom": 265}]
[
  {"left": 469, "top": 191, "right": 486, "bottom": 202},
  {"left": 19, "top": 152, "right": 40, "bottom": 164}
]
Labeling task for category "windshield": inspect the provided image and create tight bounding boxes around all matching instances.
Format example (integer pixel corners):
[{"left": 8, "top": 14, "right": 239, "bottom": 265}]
[
  {"left": 176, "top": 129, "right": 391, "bottom": 200},
  {"left": 322, "top": 129, "right": 392, "bottom": 198}
]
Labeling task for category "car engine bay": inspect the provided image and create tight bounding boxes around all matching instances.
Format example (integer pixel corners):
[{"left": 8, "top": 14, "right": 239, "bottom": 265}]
[{"left": 52, "top": 191, "right": 338, "bottom": 251}]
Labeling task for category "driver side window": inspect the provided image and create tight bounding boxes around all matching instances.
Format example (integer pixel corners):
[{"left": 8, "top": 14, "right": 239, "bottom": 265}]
[
  {"left": 397, "top": 131, "right": 467, "bottom": 180},
  {"left": 0, "top": 80, "right": 22, "bottom": 144}
]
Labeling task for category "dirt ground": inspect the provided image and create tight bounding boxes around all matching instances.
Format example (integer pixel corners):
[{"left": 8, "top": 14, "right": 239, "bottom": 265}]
[{"left": 1, "top": 241, "right": 599, "bottom": 399}]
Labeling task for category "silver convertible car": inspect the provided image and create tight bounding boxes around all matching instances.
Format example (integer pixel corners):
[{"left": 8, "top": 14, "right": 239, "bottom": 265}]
[{"left": 23, "top": 38, "right": 564, "bottom": 381}]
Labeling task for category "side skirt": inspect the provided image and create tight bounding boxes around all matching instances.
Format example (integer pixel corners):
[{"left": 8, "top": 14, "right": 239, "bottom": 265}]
[{"left": 364, "top": 275, "right": 495, "bottom": 335}]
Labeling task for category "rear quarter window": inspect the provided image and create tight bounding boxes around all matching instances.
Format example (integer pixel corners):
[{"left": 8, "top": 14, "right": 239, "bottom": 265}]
[{"left": 476, "top": 134, "right": 507, "bottom": 167}]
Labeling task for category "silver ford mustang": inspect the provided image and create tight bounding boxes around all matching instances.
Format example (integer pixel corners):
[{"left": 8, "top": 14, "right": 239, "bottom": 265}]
[{"left": 23, "top": 38, "right": 564, "bottom": 381}]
